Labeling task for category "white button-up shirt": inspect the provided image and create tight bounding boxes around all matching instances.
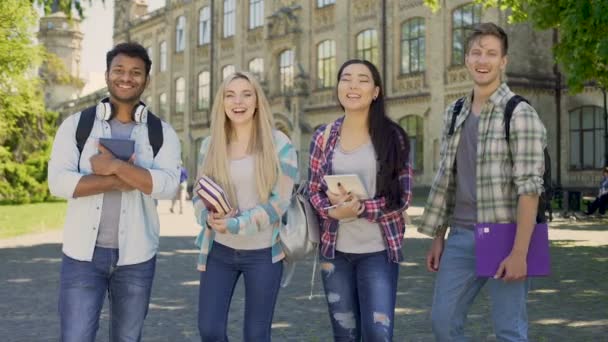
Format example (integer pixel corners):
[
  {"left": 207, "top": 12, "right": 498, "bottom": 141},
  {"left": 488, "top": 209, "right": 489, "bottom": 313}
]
[{"left": 48, "top": 111, "right": 181, "bottom": 266}]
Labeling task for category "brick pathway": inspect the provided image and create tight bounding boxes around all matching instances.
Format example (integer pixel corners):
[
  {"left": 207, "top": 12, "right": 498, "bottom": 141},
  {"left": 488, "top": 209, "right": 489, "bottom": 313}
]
[{"left": 1, "top": 201, "right": 606, "bottom": 341}]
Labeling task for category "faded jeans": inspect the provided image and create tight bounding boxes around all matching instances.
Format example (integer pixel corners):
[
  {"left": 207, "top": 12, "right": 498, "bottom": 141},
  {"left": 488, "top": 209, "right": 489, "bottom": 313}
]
[
  {"left": 320, "top": 250, "right": 399, "bottom": 342},
  {"left": 431, "top": 227, "right": 530, "bottom": 342}
]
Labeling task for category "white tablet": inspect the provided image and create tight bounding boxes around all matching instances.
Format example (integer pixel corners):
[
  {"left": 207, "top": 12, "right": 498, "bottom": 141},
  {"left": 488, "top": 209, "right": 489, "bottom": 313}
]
[{"left": 324, "top": 174, "right": 369, "bottom": 199}]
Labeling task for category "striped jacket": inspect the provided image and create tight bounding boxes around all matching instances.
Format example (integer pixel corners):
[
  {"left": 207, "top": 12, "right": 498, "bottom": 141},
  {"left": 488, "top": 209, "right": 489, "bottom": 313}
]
[
  {"left": 193, "top": 130, "right": 298, "bottom": 271},
  {"left": 418, "top": 83, "right": 547, "bottom": 237}
]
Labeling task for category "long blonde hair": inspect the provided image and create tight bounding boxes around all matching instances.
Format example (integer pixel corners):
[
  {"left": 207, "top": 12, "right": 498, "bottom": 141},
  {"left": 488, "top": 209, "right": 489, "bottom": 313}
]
[{"left": 201, "top": 72, "right": 280, "bottom": 205}]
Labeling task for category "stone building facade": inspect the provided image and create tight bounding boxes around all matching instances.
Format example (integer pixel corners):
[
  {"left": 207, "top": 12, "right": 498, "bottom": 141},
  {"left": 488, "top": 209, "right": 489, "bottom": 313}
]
[{"left": 48, "top": 0, "right": 606, "bottom": 191}]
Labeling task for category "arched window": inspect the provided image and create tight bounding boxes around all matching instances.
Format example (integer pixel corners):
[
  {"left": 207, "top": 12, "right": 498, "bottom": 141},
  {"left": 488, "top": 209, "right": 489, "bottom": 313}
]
[
  {"left": 222, "top": 65, "right": 236, "bottom": 80},
  {"left": 400, "top": 115, "right": 424, "bottom": 171},
  {"left": 248, "top": 58, "right": 264, "bottom": 81},
  {"left": 569, "top": 106, "right": 605, "bottom": 169},
  {"left": 317, "top": 40, "right": 336, "bottom": 89},
  {"left": 401, "top": 18, "right": 425, "bottom": 74},
  {"left": 452, "top": 3, "right": 482, "bottom": 65},
  {"left": 355, "top": 29, "right": 378, "bottom": 66}
]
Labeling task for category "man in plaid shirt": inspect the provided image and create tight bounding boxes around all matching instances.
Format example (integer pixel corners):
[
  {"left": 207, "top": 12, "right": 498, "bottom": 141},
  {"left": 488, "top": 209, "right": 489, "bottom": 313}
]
[{"left": 418, "top": 23, "right": 546, "bottom": 341}]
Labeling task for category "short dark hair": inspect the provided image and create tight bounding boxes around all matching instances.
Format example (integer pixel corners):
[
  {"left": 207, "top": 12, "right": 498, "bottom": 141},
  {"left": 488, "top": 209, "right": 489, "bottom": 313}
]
[
  {"left": 465, "top": 22, "right": 509, "bottom": 56},
  {"left": 604, "top": 166, "right": 608, "bottom": 173},
  {"left": 106, "top": 42, "right": 152, "bottom": 77}
]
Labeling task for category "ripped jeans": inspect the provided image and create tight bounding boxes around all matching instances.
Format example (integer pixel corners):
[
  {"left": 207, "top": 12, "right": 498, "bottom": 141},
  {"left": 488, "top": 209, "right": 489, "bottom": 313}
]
[{"left": 320, "top": 250, "right": 399, "bottom": 342}]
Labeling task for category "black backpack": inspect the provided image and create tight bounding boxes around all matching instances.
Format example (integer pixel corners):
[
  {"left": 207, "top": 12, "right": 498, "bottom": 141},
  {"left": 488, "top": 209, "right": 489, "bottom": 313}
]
[
  {"left": 449, "top": 95, "right": 553, "bottom": 223},
  {"left": 75, "top": 105, "right": 164, "bottom": 171}
]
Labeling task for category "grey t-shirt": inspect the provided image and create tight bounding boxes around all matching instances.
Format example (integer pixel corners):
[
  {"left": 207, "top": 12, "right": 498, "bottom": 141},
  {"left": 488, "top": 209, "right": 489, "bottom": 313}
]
[
  {"left": 214, "top": 155, "right": 274, "bottom": 250},
  {"left": 451, "top": 112, "right": 480, "bottom": 230},
  {"left": 332, "top": 141, "right": 386, "bottom": 254},
  {"left": 96, "top": 119, "right": 135, "bottom": 248}
]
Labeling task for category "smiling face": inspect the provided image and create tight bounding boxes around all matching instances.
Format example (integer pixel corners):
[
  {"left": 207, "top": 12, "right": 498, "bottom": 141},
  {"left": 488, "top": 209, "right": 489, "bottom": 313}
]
[
  {"left": 224, "top": 77, "right": 257, "bottom": 127},
  {"left": 337, "top": 63, "right": 380, "bottom": 113},
  {"left": 465, "top": 35, "right": 507, "bottom": 89},
  {"left": 105, "top": 53, "right": 148, "bottom": 104}
]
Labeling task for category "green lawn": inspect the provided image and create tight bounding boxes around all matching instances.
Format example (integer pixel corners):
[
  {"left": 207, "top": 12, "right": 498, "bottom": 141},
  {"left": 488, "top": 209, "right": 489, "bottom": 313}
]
[{"left": 0, "top": 201, "right": 66, "bottom": 239}]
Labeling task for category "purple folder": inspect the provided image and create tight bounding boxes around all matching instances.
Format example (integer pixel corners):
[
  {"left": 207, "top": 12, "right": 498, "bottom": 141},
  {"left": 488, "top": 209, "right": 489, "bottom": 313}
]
[{"left": 474, "top": 223, "right": 551, "bottom": 277}]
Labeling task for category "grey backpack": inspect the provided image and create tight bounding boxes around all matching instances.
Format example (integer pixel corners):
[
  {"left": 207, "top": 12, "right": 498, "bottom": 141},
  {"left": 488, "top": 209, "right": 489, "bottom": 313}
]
[{"left": 279, "top": 123, "right": 331, "bottom": 288}]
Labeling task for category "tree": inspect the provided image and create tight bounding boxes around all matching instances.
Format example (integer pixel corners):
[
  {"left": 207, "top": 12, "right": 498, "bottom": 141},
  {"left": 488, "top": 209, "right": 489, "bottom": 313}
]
[
  {"left": 31, "top": 0, "right": 102, "bottom": 19},
  {"left": 424, "top": 0, "right": 608, "bottom": 92},
  {"left": 0, "top": 0, "right": 58, "bottom": 203}
]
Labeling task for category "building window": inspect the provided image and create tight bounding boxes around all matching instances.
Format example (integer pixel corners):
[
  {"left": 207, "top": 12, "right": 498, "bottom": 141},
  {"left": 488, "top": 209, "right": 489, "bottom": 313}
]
[
  {"left": 452, "top": 3, "right": 482, "bottom": 65},
  {"left": 317, "top": 0, "right": 335, "bottom": 8},
  {"left": 145, "top": 46, "right": 153, "bottom": 74},
  {"left": 222, "top": 65, "right": 236, "bottom": 80},
  {"left": 198, "top": 71, "right": 210, "bottom": 110},
  {"left": 569, "top": 106, "right": 605, "bottom": 169},
  {"left": 159, "top": 93, "right": 167, "bottom": 118},
  {"left": 356, "top": 29, "right": 378, "bottom": 66},
  {"left": 175, "top": 16, "right": 186, "bottom": 52},
  {"left": 175, "top": 77, "right": 185, "bottom": 113},
  {"left": 248, "top": 58, "right": 264, "bottom": 81},
  {"left": 223, "top": 0, "right": 236, "bottom": 38},
  {"left": 401, "top": 18, "right": 425, "bottom": 74},
  {"left": 159, "top": 41, "right": 167, "bottom": 72},
  {"left": 399, "top": 115, "right": 424, "bottom": 171},
  {"left": 317, "top": 40, "right": 336, "bottom": 89},
  {"left": 199, "top": 6, "right": 211, "bottom": 45},
  {"left": 279, "top": 49, "right": 294, "bottom": 94},
  {"left": 249, "top": 0, "right": 264, "bottom": 29}
]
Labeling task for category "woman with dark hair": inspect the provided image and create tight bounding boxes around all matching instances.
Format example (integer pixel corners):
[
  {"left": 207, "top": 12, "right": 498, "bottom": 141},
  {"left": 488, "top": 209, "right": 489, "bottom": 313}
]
[{"left": 308, "top": 59, "right": 413, "bottom": 341}]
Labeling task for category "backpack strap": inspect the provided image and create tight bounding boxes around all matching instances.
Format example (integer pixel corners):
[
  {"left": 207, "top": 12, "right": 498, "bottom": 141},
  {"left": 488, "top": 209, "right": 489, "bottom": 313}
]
[
  {"left": 75, "top": 105, "right": 97, "bottom": 172},
  {"left": 146, "top": 112, "right": 163, "bottom": 158},
  {"left": 503, "top": 95, "right": 529, "bottom": 143},
  {"left": 448, "top": 97, "right": 466, "bottom": 136}
]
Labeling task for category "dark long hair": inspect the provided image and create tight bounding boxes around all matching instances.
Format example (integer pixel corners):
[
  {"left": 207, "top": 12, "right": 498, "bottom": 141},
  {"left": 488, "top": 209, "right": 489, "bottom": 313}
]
[{"left": 336, "top": 59, "right": 410, "bottom": 210}]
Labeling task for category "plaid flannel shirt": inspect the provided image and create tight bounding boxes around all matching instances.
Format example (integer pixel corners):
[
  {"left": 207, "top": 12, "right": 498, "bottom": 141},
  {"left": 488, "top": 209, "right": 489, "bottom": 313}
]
[
  {"left": 308, "top": 116, "right": 413, "bottom": 263},
  {"left": 418, "top": 83, "right": 547, "bottom": 237},
  {"left": 193, "top": 130, "right": 298, "bottom": 271}
]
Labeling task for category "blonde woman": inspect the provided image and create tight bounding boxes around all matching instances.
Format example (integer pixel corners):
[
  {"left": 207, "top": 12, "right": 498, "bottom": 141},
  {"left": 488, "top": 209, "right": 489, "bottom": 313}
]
[{"left": 192, "top": 72, "right": 298, "bottom": 341}]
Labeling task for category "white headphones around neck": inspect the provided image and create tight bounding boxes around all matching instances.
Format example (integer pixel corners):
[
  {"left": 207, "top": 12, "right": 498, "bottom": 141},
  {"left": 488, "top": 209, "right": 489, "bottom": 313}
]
[{"left": 95, "top": 97, "right": 149, "bottom": 123}]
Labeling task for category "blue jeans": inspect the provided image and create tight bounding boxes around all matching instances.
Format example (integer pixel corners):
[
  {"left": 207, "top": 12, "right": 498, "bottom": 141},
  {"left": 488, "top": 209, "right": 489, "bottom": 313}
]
[
  {"left": 198, "top": 242, "right": 283, "bottom": 342},
  {"left": 431, "top": 227, "right": 530, "bottom": 342},
  {"left": 58, "top": 247, "right": 156, "bottom": 342},
  {"left": 320, "top": 250, "right": 399, "bottom": 342}
]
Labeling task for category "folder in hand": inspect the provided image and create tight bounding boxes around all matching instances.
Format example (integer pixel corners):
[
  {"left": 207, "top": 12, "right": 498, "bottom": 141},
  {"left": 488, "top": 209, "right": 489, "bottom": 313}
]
[{"left": 99, "top": 138, "right": 135, "bottom": 161}]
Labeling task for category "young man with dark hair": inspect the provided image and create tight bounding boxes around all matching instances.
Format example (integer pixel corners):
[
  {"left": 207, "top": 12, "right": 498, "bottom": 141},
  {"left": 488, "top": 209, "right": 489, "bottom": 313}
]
[
  {"left": 419, "top": 23, "right": 547, "bottom": 341},
  {"left": 48, "top": 42, "right": 181, "bottom": 342}
]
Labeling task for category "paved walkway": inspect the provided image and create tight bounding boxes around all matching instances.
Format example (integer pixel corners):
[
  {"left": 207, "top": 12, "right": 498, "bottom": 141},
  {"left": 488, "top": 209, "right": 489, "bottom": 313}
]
[{"left": 1, "top": 201, "right": 606, "bottom": 341}]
